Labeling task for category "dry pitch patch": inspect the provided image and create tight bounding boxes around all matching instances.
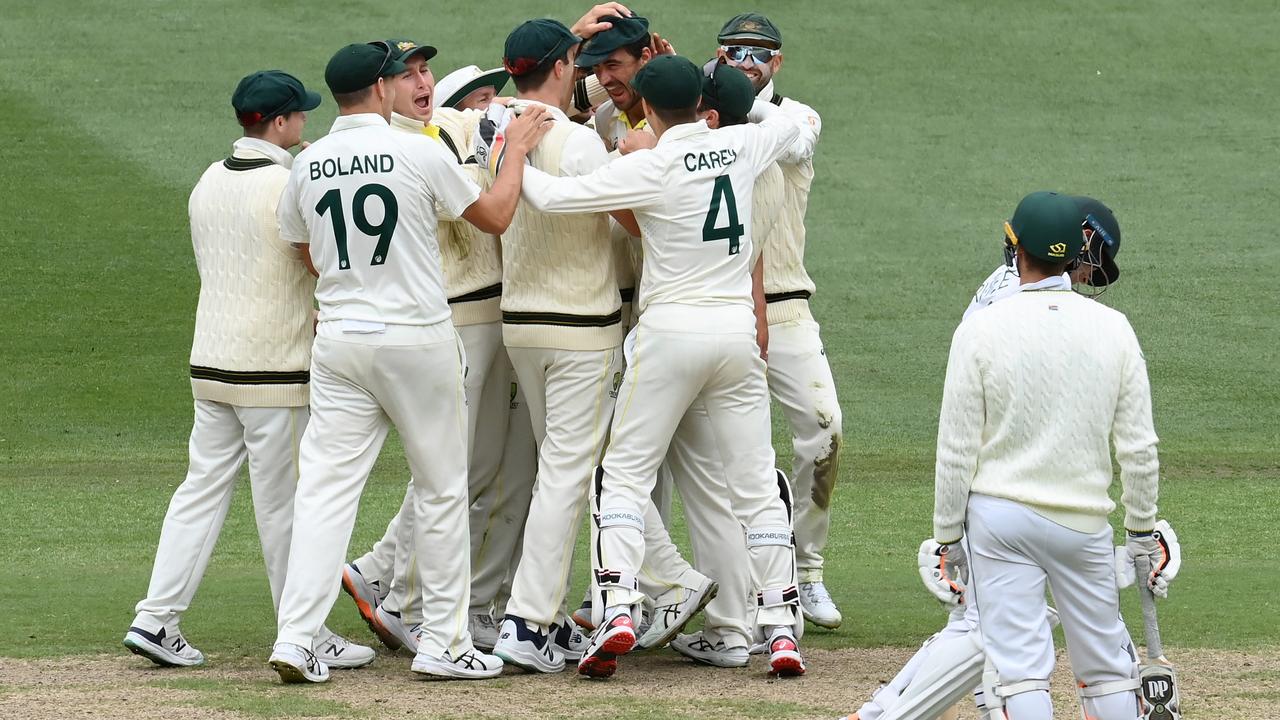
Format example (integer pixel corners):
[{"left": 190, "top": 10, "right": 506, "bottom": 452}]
[{"left": 1, "top": 648, "right": 1276, "bottom": 720}]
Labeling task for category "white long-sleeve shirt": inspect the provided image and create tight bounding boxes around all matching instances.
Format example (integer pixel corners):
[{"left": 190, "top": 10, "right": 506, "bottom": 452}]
[
  {"left": 520, "top": 101, "right": 799, "bottom": 317},
  {"left": 933, "top": 287, "right": 1160, "bottom": 541}
]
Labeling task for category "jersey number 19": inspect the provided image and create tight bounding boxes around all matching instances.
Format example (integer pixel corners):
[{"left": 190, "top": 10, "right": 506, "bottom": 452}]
[
  {"left": 702, "top": 175, "right": 744, "bottom": 256},
  {"left": 315, "top": 183, "right": 400, "bottom": 270}
]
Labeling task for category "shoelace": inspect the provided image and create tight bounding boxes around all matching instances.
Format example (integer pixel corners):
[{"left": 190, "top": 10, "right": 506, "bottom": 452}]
[
  {"left": 804, "top": 583, "right": 834, "bottom": 604},
  {"left": 302, "top": 647, "right": 322, "bottom": 671}
]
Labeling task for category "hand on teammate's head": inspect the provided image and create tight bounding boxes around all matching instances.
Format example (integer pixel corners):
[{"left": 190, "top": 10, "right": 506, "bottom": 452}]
[{"left": 571, "top": 2, "right": 634, "bottom": 40}]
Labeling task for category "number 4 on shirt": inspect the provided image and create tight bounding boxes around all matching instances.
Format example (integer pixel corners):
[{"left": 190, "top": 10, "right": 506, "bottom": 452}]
[
  {"left": 702, "top": 175, "right": 744, "bottom": 255},
  {"left": 315, "top": 183, "right": 400, "bottom": 270}
]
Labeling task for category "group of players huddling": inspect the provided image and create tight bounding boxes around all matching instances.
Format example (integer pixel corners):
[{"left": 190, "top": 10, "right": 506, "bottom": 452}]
[{"left": 121, "top": 3, "right": 1181, "bottom": 719}]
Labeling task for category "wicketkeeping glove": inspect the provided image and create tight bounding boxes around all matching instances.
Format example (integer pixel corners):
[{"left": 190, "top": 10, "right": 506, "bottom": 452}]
[
  {"left": 918, "top": 538, "right": 968, "bottom": 607},
  {"left": 1126, "top": 520, "right": 1182, "bottom": 598}
]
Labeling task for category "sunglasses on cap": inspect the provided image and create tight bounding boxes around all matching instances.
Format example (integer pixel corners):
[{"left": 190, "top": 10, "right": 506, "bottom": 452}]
[
  {"left": 367, "top": 40, "right": 395, "bottom": 76},
  {"left": 720, "top": 45, "right": 779, "bottom": 65}
]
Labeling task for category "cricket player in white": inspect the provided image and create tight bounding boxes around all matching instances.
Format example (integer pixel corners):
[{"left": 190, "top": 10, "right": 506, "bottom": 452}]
[
  {"left": 609, "top": 59, "right": 789, "bottom": 666},
  {"left": 716, "top": 12, "right": 844, "bottom": 629},
  {"left": 518, "top": 54, "right": 806, "bottom": 680},
  {"left": 124, "top": 70, "right": 374, "bottom": 671},
  {"left": 841, "top": 196, "right": 1181, "bottom": 720},
  {"left": 927, "top": 191, "right": 1167, "bottom": 719},
  {"left": 337, "top": 37, "right": 514, "bottom": 656},
  {"left": 477, "top": 15, "right": 650, "bottom": 675},
  {"left": 267, "top": 41, "right": 552, "bottom": 683}
]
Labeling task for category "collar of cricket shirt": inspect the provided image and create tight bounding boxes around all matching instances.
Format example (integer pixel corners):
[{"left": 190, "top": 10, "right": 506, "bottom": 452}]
[
  {"left": 618, "top": 107, "right": 647, "bottom": 130},
  {"left": 1019, "top": 274, "right": 1072, "bottom": 293},
  {"left": 756, "top": 79, "right": 777, "bottom": 103},
  {"left": 231, "top": 136, "right": 294, "bottom": 169},
  {"left": 656, "top": 118, "right": 710, "bottom": 146},
  {"left": 330, "top": 113, "right": 390, "bottom": 133},
  {"left": 390, "top": 111, "right": 426, "bottom": 134}
]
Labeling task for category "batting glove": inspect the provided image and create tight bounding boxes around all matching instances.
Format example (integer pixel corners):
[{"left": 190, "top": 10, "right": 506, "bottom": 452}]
[
  {"left": 1126, "top": 520, "right": 1182, "bottom": 598},
  {"left": 918, "top": 538, "right": 968, "bottom": 607}
]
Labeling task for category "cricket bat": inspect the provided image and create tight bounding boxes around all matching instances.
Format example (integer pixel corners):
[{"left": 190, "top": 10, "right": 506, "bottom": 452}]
[{"left": 1135, "top": 555, "right": 1182, "bottom": 720}]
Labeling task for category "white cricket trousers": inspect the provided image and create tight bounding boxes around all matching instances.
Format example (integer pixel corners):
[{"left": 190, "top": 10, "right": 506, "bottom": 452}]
[
  {"left": 133, "top": 400, "right": 306, "bottom": 632},
  {"left": 378, "top": 321, "right": 509, "bottom": 620},
  {"left": 503, "top": 342, "right": 622, "bottom": 632},
  {"left": 275, "top": 320, "right": 473, "bottom": 658},
  {"left": 352, "top": 322, "right": 506, "bottom": 591},
  {"left": 968, "top": 494, "right": 1140, "bottom": 720},
  {"left": 469, "top": 375, "right": 538, "bottom": 614},
  {"left": 766, "top": 317, "right": 842, "bottom": 580},
  {"left": 662, "top": 402, "right": 756, "bottom": 648},
  {"left": 595, "top": 305, "right": 795, "bottom": 628}
]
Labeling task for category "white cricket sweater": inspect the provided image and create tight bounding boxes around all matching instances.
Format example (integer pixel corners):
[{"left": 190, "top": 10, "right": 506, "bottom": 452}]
[
  {"left": 933, "top": 289, "right": 1160, "bottom": 540},
  {"left": 758, "top": 82, "right": 820, "bottom": 325},
  {"left": 500, "top": 117, "right": 620, "bottom": 351},
  {"left": 188, "top": 137, "right": 315, "bottom": 407}
]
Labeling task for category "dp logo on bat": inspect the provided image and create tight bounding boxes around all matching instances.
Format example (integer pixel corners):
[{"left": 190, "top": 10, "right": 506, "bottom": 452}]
[{"left": 1139, "top": 668, "right": 1180, "bottom": 720}]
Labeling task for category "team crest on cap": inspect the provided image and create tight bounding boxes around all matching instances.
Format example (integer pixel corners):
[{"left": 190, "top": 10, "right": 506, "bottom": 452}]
[
  {"left": 739, "top": 20, "right": 761, "bottom": 30},
  {"left": 1048, "top": 242, "right": 1067, "bottom": 257},
  {"left": 397, "top": 41, "right": 416, "bottom": 52}
]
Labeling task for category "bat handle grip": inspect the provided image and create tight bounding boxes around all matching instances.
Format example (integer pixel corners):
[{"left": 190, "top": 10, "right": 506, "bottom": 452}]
[{"left": 1135, "top": 554, "right": 1165, "bottom": 661}]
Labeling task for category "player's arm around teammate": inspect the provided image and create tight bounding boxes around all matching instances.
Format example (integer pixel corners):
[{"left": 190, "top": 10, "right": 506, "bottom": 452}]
[
  {"left": 266, "top": 41, "right": 549, "bottom": 685},
  {"left": 520, "top": 55, "right": 807, "bottom": 680}
]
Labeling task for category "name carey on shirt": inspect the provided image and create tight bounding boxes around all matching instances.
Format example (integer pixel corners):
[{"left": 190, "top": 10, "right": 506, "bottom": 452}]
[
  {"left": 683, "top": 148, "right": 737, "bottom": 172},
  {"left": 309, "top": 154, "right": 395, "bottom": 180}
]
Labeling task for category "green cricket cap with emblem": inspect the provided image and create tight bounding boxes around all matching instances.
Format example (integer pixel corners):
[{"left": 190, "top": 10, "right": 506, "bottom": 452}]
[
  {"left": 631, "top": 54, "right": 702, "bottom": 110},
  {"left": 700, "top": 62, "right": 755, "bottom": 122},
  {"left": 231, "top": 70, "right": 321, "bottom": 126},
  {"left": 384, "top": 38, "right": 438, "bottom": 64},
  {"left": 717, "top": 12, "right": 782, "bottom": 47},
  {"left": 1006, "top": 191, "right": 1085, "bottom": 264},
  {"left": 574, "top": 14, "right": 650, "bottom": 68},
  {"left": 503, "top": 19, "right": 581, "bottom": 77},
  {"left": 324, "top": 42, "right": 408, "bottom": 94}
]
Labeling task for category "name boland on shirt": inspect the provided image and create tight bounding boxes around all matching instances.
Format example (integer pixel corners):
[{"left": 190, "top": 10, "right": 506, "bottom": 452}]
[{"left": 278, "top": 113, "right": 481, "bottom": 327}]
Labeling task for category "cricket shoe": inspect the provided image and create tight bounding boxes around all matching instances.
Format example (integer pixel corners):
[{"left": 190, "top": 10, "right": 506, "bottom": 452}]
[
  {"left": 341, "top": 562, "right": 386, "bottom": 631},
  {"left": 469, "top": 611, "right": 499, "bottom": 652},
  {"left": 412, "top": 647, "right": 503, "bottom": 679},
  {"left": 314, "top": 629, "right": 376, "bottom": 669},
  {"left": 799, "top": 581, "right": 843, "bottom": 629},
  {"left": 372, "top": 606, "right": 420, "bottom": 653},
  {"left": 577, "top": 610, "right": 636, "bottom": 679},
  {"left": 269, "top": 642, "right": 329, "bottom": 684},
  {"left": 493, "top": 616, "right": 565, "bottom": 673},
  {"left": 670, "top": 632, "right": 749, "bottom": 668},
  {"left": 123, "top": 625, "right": 204, "bottom": 667},
  {"left": 551, "top": 621, "right": 590, "bottom": 662},
  {"left": 637, "top": 577, "right": 718, "bottom": 649},
  {"left": 766, "top": 628, "right": 805, "bottom": 677}
]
